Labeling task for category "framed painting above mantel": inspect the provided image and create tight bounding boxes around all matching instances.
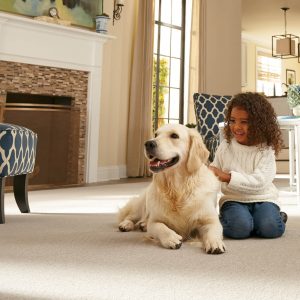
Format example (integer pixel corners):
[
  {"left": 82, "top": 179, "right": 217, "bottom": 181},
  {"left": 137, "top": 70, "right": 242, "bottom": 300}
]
[{"left": 0, "top": 0, "right": 103, "bottom": 29}]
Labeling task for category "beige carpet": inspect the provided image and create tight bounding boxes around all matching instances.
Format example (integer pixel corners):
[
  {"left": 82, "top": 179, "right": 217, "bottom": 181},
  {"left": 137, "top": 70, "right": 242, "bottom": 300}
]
[{"left": 1, "top": 180, "right": 300, "bottom": 300}]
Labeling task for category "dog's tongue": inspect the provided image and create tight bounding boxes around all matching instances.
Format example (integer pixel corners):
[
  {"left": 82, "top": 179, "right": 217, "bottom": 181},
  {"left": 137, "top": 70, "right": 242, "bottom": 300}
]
[{"left": 150, "top": 158, "right": 171, "bottom": 167}]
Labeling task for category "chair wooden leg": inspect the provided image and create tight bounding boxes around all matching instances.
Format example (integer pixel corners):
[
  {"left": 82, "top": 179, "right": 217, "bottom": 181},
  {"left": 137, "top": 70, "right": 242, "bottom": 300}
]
[
  {"left": 13, "top": 174, "right": 30, "bottom": 213},
  {"left": 0, "top": 178, "right": 5, "bottom": 224}
]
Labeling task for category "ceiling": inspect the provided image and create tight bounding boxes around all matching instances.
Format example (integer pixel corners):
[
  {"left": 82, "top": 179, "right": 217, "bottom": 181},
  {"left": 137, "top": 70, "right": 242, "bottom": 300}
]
[{"left": 242, "top": 0, "right": 300, "bottom": 47}]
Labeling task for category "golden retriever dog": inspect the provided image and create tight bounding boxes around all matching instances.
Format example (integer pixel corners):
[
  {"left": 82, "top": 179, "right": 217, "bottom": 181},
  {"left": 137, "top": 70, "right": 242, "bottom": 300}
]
[{"left": 118, "top": 124, "right": 225, "bottom": 254}]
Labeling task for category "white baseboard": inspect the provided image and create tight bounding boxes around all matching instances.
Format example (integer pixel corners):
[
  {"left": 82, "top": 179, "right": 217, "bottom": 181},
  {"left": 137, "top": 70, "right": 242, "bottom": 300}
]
[{"left": 98, "top": 165, "right": 127, "bottom": 182}]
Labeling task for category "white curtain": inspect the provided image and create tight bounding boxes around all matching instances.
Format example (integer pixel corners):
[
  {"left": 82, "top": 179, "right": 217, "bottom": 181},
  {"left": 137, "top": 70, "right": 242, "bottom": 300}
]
[
  {"left": 126, "top": 0, "right": 155, "bottom": 177},
  {"left": 188, "top": 0, "right": 207, "bottom": 123}
]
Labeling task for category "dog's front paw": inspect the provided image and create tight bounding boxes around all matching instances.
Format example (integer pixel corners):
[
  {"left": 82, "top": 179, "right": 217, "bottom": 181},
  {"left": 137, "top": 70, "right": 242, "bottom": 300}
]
[
  {"left": 119, "top": 220, "right": 135, "bottom": 232},
  {"left": 160, "top": 232, "right": 183, "bottom": 250},
  {"left": 204, "top": 239, "right": 226, "bottom": 254}
]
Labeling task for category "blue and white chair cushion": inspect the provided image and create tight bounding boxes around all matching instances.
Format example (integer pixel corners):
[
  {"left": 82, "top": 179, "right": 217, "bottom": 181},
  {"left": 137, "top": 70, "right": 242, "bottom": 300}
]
[
  {"left": 0, "top": 123, "right": 37, "bottom": 177},
  {"left": 193, "top": 93, "right": 232, "bottom": 162}
]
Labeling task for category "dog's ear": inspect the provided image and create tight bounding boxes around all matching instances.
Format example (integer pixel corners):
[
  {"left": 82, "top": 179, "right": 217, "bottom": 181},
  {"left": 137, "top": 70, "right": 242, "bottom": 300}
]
[{"left": 186, "top": 129, "right": 209, "bottom": 174}]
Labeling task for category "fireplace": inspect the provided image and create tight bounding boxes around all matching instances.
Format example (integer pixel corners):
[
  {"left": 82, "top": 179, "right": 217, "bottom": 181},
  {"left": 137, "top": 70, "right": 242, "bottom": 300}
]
[
  {"left": 0, "top": 61, "right": 88, "bottom": 188},
  {"left": 3, "top": 92, "right": 80, "bottom": 188},
  {"left": 0, "top": 11, "right": 114, "bottom": 185}
]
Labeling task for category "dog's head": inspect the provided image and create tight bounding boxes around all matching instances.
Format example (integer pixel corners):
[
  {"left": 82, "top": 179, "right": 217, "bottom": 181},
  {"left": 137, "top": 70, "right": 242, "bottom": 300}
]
[{"left": 144, "top": 124, "right": 209, "bottom": 174}]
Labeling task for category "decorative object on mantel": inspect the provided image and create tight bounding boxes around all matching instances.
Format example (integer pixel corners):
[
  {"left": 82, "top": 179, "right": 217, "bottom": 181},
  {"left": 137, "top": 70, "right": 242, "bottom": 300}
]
[
  {"left": 287, "top": 85, "right": 300, "bottom": 116},
  {"left": 95, "top": 13, "right": 110, "bottom": 33},
  {"left": 34, "top": 15, "right": 71, "bottom": 26},
  {"left": 49, "top": 7, "right": 59, "bottom": 18},
  {"left": 272, "top": 7, "right": 299, "bottom": 59},
  {"left": 113, "top": 0, "right": 125, "bottom": 25},
  {"left": 34, "top": 7, "right": 71, "bottom": 26},
  {"left": 95, "top": 1, "right": 110, "bottom": 34}
]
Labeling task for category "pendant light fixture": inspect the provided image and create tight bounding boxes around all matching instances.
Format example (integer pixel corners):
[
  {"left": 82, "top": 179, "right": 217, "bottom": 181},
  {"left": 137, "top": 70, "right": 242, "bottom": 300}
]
[{"left": 272, "top": 7, "right": 299, "bottom": 59}]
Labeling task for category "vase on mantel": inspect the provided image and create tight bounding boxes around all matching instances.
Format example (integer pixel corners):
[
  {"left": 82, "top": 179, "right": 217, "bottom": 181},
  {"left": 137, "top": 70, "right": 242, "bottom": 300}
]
[{"left": 95, "top": 13, "right": 110, "bottom": 34}]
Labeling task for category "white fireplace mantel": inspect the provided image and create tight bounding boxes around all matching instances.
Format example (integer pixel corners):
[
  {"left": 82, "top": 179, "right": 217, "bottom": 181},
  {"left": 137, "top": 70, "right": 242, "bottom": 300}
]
[{"left": 0, "top": 11, "right": 114, "bottom": 183}]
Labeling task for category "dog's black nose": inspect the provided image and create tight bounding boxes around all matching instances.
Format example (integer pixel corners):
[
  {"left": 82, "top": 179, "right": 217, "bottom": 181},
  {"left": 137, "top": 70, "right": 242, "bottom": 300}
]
[{"left": 145, "top": 140, "right": 157, "bottom": 152}]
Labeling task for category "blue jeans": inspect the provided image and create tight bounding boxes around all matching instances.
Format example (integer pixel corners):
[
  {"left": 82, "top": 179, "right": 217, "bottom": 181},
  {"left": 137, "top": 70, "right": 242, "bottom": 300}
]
[{"left": 219, "top": 201, "right": 285, "bottom": 239}]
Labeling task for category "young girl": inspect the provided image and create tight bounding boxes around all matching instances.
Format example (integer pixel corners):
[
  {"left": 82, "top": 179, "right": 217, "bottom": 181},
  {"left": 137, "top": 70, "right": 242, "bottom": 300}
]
[{"left": 209, "top": 92, "right": 287, "bottom": 239}]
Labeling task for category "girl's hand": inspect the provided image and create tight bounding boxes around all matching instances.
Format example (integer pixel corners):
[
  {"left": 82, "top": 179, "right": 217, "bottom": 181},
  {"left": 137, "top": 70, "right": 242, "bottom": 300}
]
[{"left": 209, "top": 166, "right": 231, "bottom": 183}]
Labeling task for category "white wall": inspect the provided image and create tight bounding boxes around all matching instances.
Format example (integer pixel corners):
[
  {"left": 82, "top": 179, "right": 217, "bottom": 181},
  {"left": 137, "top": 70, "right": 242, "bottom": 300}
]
[
  {"left": 98, "top": 0, "right": 138, "bottom": 180},
  {"left": 205, "top": 0, "right": 241, "bottom": 95}
]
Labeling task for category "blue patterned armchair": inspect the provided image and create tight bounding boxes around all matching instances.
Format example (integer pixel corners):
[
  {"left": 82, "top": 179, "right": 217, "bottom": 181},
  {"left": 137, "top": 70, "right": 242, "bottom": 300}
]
[
  {"left": 0, "top": 123, "right": 37, "bottom": 223},
  {"left": 193, "top": 93, "right": 232, "bottom": 162}
]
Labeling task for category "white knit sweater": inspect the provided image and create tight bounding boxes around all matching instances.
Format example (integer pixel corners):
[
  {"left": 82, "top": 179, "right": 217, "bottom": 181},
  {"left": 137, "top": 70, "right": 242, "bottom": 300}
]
[{"left": 211, "top": 138, "right": 279, "bottom": 208}]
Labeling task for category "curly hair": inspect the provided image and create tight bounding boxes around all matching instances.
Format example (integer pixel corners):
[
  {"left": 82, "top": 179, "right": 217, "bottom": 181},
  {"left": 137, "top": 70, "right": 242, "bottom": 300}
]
[{"left": 223, "top": 92, "right": 283, "bottom": 155}]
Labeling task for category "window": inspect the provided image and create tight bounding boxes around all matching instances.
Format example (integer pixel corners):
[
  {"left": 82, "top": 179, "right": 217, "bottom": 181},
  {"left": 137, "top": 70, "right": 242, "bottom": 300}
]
[
  {"left": 152, "top": 0, "right": 186, "bottom": 131},
  {"left": 256, "top": 50, "right": 282, "bottom": 97}
]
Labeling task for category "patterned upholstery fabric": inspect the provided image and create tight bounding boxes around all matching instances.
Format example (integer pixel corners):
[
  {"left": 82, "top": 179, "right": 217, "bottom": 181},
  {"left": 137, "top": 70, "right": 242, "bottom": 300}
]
[
  {"left": 0, "top": 123, "right": 37, "bottom": 177},
  {"left": 193, "top": 93, "right": 233, "bottom": 162}
]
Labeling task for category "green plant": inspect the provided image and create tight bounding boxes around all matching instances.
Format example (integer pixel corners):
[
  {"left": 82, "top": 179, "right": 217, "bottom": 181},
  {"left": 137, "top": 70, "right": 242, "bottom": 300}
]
[
  {"left": 152, "top": 58, "right": 169, "bottom": 130},
  {"left": 287, "top": 84, "right": 300, "bottom": 108}
]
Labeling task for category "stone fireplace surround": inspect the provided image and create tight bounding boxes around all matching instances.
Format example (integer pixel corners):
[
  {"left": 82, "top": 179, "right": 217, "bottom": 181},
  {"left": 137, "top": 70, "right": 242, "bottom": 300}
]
[
  {"left": 0, "top": 61, "right": 87, "bottom": 186},
  {"left": 0, "top": 11, "right": 114, "bottom": 184}
]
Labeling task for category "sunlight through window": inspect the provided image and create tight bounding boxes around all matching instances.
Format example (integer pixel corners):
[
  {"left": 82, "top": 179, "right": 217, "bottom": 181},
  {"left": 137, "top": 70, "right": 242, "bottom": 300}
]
[
  {"left": 152, "top": 0, "right": 186, "bottom": 131},
  {"left": 256, "top": 50, "right": 282, "bottom": 97}
]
